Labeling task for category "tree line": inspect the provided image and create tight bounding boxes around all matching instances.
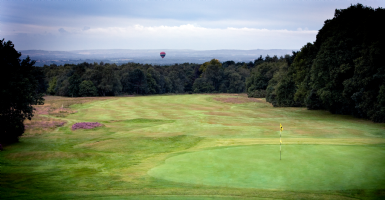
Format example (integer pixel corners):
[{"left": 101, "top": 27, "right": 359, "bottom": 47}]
[
  {"left": 40, "top": 55, "right": 292, "bottom": 97},
  {"left": 246, "top": 4, "right": 385, "bottom": 122}
]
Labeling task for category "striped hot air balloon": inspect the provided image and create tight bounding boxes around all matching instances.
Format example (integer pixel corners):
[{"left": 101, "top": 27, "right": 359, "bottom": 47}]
[{"left": 160, "top": 52, "right": 166, "bottom": 59}]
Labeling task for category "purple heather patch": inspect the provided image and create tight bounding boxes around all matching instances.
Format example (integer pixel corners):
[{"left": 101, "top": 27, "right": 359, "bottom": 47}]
[{"left": 72, "top": 122, "right": 103, "bottom": 130}]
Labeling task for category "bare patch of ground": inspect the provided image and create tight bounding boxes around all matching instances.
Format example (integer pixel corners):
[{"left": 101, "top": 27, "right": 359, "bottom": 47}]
[
  {"left": 23, "top": 117, "right": 66, "bottom": 136},
  {"left": 213, "top": 96, "right": 264, "bottom": 104},
  {"left": 6, "top": 151, "right": 92, "bottom": 160},
  {"left": 23, "top": 96, "right": 113, "bottom": 137},
  {"left": 206, "top": 111, "right": 237, "bottom": 117}
]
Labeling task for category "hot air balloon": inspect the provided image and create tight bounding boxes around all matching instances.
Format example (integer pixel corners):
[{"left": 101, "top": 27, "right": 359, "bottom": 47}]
[{"left": 160, "top": 52, "right": 166, "bottom": 59}]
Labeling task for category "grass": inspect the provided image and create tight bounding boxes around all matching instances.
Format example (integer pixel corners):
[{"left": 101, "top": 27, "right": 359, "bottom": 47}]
[
  {"left": 1, "top": 94, "right": 385, "bottom": 199},
  {"left": 149, "top": 145, "right": 385, "bottom": 190}
]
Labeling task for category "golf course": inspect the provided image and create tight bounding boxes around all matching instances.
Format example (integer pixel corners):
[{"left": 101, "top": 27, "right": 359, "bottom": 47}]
[{"left": 1, "top": 94, "right": 385, "bottom": 199}]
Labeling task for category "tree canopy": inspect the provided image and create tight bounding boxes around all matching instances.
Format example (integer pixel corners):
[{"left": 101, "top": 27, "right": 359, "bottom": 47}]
[
  {"left": 254, "top": 4, "right": 385, "bottom": 122},
  {"left": 0, "top": 39, "right": 45, "bottom": 143},
  {"left": 41, "top": 57, "right": 289, "bottom": 98}
]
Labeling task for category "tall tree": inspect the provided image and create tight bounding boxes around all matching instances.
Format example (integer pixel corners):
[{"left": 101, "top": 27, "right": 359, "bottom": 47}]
[
  {"left": 47, "top": 76, "right": 57, "bottom": 95},
  {"left": 68, "top": 73, "right": 81, "bottom": 97},
  {"left": 146, "top": 67, "right": 161, "bottom": 94},
  {"left": 262, "top": 4, "right": 385, "bottom": 122},
  {"left": 98, "top": 65, "right": 122, "bottom": 96},
  {"left": 0, "top": 39, "right": 45, "bottom": 143},
  {"left": 308, "top": 3, "right": 384, "bottom": 117},
  {"left": 79, "top": 80, "right": 98, "bottom": 97},
  {"left": 246, "top": 61, "right": 282, "bottom": 97},
  {"left": 129, "top": 69, "right": 147, "bottom": 94},
  {"left": 197, "top": 59, "right": 223, "bottom": 92}
]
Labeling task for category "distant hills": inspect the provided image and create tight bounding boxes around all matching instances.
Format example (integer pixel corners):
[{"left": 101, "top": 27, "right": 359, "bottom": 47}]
[{"left": 20, "top": 49, "right": 297, "bottom": 66}]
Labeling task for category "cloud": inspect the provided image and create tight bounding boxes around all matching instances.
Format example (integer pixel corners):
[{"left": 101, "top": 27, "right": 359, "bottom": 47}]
[
  {"left": 3, "top": 24, "right": 318, "bottom": 50},
  {"left": 297, "top": 27, "right": 309, "bottom": 31},
  {"left": 2, "top": 0, "right": 384, "bottom": 51},
  {"left": 83, "top": 24, "right": 317, "bottom": 44},
  {"left": 85, "top": 24, "right": 317, "bottom": 37},
  {"left": 70, "top": 24, "right": 318, "bottom": 50},
  {"left": 58, "top": 28, "right": 69, "bottom": 34}
]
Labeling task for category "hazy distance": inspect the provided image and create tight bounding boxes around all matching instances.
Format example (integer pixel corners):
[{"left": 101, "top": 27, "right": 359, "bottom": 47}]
[{"left": 20, "top": 49, "right": 296, "bottom": 66}]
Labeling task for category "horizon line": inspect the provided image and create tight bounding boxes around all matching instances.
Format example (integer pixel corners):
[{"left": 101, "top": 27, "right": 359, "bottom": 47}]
[{"left": 20, "top": 48, "right": 299, "bottom": 52}]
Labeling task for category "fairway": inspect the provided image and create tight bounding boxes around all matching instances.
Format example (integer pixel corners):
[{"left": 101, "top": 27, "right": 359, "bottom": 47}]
[{"left": 1, "top": 94, "right": 385, "bottom": 199}]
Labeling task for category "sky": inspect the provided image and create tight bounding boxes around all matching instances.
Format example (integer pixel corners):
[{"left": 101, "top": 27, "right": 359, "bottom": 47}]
[{"left": 0, "top": 0, "right": 383, "bottom": 51}]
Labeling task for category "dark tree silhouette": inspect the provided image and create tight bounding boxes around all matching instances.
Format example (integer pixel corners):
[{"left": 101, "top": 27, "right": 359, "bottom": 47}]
[{"left": 0, "top": 39, "right": 45, "bottom": 143}]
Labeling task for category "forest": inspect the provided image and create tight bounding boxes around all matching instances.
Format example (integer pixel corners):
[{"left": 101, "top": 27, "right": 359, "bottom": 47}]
[
  {"left": 260, "top": 4, "right": 385, "bottom": 123},
  {"left": 35, "top": 4, "right": 384, "bottom": 123},
  {"left": 41, "top": 54, "right": 293, "bottom": 96}
]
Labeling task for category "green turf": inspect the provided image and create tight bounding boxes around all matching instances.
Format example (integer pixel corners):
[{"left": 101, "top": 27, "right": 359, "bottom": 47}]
[
  {"left": 82, "top": 195, "right": 272, "bottom": 200},
  {"left": 149, "top": 145, "right": 385, "bottom": 190},
  {"left": 1, "top": 94, "right": 385, "bottom": 199}
]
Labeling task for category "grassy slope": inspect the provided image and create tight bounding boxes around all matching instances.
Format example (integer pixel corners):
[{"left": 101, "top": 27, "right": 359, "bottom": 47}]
[{"left": 1, "top": 94, "right": 384, "bottom": 200}]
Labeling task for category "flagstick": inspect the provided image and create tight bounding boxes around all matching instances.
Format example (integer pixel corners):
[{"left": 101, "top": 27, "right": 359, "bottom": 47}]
[{"left": 280, "top": 130, "right": 281, "bottom": 160}]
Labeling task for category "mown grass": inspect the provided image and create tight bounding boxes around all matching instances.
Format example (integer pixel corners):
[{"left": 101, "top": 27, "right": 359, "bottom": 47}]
[
  {"left": 149, "top": 145, "right": 385, "bottom": 190},
  {"left": 1, "top": 94, "right": 384, "bottom": 200}
]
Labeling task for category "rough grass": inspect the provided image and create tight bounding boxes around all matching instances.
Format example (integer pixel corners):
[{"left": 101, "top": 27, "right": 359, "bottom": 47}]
[
  {"left": 23, "top": 96, "right": 113, "bottom": 136},
  {"left": 1, "top": 94, "right": 384, "bottom": 200}
]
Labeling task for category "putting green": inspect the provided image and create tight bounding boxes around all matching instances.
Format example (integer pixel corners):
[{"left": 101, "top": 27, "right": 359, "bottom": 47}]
[
  {"left": 148, "top": 145, "right": 385, "bottom": 190},
  {"left": 85, "top": 196, "right": 271, "bottom": 200}
]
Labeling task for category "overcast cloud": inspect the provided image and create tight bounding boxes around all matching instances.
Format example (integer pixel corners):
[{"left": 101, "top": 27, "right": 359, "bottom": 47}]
[{"left": 0, "top": 0, "right": 383, "bottom": 50}]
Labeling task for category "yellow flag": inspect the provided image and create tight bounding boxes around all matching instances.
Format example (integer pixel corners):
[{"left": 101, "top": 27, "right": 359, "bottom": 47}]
[
  {"left": 280, "top": 123, "right": 283, "bottom": 131},
  {"left": 280, "top": 139, "right": 282, "bottom": 144}
]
